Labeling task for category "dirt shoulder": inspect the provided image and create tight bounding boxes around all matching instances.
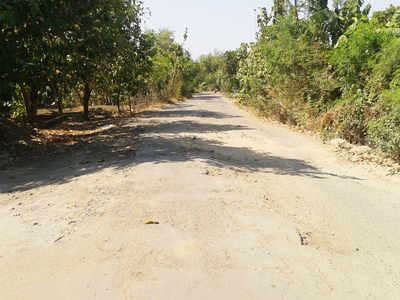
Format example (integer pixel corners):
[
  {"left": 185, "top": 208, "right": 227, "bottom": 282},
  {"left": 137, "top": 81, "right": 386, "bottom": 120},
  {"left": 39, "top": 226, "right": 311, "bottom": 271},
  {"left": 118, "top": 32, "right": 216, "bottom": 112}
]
[{"left": 1, "top": 93, "right": 399, "bottom": 299}]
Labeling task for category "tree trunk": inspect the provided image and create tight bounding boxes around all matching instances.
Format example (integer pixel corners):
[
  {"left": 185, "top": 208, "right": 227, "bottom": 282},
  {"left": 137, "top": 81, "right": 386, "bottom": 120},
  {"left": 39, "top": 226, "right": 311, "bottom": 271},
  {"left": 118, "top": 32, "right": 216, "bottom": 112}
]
[
  {"left": 19, "top": 82, "right": 39, "bottom": 125},
  {"left": 83, "top": 82, "right": 92, "bottom": 120},
  {"left": 116, "top": 85, "right": 122, "bottom": 114},
  {"left": 57, "top": 96, "right": 63, "bottom": 115},
  {"left": 53, "top": 81, "right": 63, "bottom": 116},
  {"left": 128, "top": 96, "right": 132, "bottom": 116}
]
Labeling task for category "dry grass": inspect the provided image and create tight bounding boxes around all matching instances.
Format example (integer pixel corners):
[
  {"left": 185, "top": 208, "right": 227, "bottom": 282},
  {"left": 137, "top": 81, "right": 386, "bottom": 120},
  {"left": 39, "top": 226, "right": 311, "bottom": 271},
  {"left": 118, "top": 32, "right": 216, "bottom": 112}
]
[{"left": 307, "top": 107, "right": 339, "bottom": 130}]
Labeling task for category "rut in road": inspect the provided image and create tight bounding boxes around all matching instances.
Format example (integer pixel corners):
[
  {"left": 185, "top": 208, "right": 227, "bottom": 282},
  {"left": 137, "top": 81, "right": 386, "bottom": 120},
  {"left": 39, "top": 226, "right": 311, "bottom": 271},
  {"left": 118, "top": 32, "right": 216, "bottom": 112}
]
[{"left": 1, "top": 92, "right": 400, "bottom": 300}]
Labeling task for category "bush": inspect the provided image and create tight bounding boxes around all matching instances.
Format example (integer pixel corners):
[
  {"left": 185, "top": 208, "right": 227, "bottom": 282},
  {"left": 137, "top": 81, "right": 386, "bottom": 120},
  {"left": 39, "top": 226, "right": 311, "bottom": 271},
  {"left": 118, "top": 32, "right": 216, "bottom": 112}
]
[
  {"left": 335, "top": 91, "right": 372, "bottom": 144},
  {"left": 368, "top": 88, "right": 400, "bottom": 158}
]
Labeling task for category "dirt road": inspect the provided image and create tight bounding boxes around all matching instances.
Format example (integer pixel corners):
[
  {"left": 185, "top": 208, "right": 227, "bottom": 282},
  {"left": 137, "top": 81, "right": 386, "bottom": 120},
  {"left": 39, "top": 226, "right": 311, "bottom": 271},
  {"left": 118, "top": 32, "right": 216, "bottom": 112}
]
[{"left": 1, "top": 93, "right": 400, "bottom": 299}]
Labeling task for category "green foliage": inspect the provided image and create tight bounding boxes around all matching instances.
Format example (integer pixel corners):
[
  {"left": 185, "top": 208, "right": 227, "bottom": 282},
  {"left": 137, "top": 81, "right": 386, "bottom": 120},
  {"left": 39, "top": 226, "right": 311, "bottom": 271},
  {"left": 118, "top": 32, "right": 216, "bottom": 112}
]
[
  {"left": 147, "top": 28, "right": 197, "bottom": 101},
  {"left": 4, "top": 0, "right": 400, "bottom": 159},
  {"left": 373, "top": 5, "right": 400, "bottom": 25},
  {"left": 194, "top": 2, "right": 400, "bottom": 158},
  {"left": 10, "top": 100, "right": 26, "bottom": 120},
  {"left": 271, "top": 0, "right": 288, "bottom": 24},
  {"left": 311, "top": 0, "right": 371, "bottom": 45},
  {"left": 197, "top": 51, "right": 224, "bottom": 91},
  {"left": 334, "top": 90, "right": 371, "bottom": 143},
  {"left": 0, "top": 0, "right": 150, "bottom": 122},
  {"left": 369, "top": 36, "right": 400, "bottom": 92},
  {"left": 330, "top": 20, "right": 387, "bottom": 89},
  {"left": 368, "top": 89, "right": 400, "bottom": 158},
  {"left": 219, "top": 46, "right": 248, "bottom": 93},
  {"left": 195, "top": 1, "right": 400, "bottom": 158},
  {"left": 329, "top": 9, "right": 400, "bottom": 154},
  {"left": 237, "top": 14, "right": 337, "bottom": 125},
  {"left": 307, "top": 0, "right": 328, "bottom": 14}
]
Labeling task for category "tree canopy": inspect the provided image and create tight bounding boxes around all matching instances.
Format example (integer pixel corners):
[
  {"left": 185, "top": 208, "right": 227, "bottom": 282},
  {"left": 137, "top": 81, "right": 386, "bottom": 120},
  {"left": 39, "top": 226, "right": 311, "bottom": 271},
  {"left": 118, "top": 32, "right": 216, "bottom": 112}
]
[{"left": 0, "top": 0, "right": 197, "bottom": 123}]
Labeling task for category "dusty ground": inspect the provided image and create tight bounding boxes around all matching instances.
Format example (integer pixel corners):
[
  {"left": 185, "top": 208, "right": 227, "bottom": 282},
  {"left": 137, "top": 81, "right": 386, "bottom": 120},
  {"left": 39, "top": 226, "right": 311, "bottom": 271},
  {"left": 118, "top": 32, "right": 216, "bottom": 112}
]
[{"left": 1, "top": 93, "right": 400, "bottom": 299}]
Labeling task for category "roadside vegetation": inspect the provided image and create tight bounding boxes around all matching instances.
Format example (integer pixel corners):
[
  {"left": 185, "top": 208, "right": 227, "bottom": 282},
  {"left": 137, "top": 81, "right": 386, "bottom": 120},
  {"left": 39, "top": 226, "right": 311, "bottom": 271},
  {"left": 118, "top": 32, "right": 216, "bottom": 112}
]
[
  {"left": 1, "top": 0, "right": 400, "bottom": 161},
  {"left": 0, "top": 0, "right": 197, "bottom": 125},
  {"left": 196, "top": 1, "right": 400, "bottom": 160}
]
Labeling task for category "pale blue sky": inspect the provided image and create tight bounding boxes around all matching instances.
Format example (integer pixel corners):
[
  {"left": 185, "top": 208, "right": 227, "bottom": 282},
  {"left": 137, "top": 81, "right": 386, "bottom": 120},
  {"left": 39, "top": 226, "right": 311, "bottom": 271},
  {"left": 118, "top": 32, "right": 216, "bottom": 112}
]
[{"left": 142, "top": 0, "right": 396, "bottom": 60}]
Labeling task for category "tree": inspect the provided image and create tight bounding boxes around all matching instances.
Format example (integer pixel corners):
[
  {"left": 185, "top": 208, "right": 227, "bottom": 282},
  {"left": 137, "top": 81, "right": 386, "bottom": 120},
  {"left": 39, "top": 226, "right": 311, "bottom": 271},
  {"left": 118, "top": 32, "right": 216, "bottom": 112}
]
[
  {"left": 70, "top": 0, "right": 145, "bottom": 120},
  {"left": 0, "top": 0, "right": 66, "bottom": 123},
  {"left": 0, "top": 0, "right": 146, "bottom": 123},
  {"left": 104, "top": 31, "right": 155, "bottom": 113},
  {"left": 271, "top": 0, "right": 287, "bottom": 24},
  {"left": 147, "top": 28, "right": 196, "bottom": 100},
  {"left": 307, "top": 0, "right": 328, "bottom": 15},
  {"left": 311, "top": 0, "right": 371, "bottom": 45},
  {"left": 197, "top": 51, "right": 224, "bottom": 91},
  {"left": 373, "top": 5, "right": 400, "bottom": 25}
]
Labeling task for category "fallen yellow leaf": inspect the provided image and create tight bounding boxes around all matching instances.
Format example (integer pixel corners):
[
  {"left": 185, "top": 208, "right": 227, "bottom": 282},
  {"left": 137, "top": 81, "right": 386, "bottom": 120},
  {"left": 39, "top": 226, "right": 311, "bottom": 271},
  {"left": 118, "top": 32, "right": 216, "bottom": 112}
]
[{"left": 144, "top": 220, "right": 159, "bottom": 224}]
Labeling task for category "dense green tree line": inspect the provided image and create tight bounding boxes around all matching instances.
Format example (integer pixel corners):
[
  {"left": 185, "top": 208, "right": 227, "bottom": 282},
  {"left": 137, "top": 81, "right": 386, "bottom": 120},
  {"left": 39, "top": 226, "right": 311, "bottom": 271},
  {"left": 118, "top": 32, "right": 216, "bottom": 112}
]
[
  {"left": 197, "top": 1, "right": 400, "bottom": 158},
  {"left": 0, "top": 0, "right": 196, "bottom": 124},
  {"left": 3, "top": 0, "right": 400, "bottom": 158},
  {"left": 146, "top": 28, "right": 198, "bottom": 102}
]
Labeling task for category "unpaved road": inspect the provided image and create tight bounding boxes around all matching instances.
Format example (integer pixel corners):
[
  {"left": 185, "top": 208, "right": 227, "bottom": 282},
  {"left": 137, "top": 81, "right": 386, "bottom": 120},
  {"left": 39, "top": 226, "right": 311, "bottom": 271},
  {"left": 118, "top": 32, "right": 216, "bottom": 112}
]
[{"left": 1, "top": 93, "right": 400, "bottom": 299}]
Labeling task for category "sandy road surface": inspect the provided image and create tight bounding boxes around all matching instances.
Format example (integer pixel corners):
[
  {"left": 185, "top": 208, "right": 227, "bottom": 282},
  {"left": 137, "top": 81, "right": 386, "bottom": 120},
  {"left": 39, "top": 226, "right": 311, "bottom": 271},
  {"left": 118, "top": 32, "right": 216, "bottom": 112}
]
[{"left": 1, "top": 93, "right": 400, "bottom": 299}]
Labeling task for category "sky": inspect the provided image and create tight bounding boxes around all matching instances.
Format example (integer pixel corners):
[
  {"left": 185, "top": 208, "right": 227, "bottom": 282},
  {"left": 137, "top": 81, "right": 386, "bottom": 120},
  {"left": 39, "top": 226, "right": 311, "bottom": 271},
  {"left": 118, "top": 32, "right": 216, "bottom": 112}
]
[{"left": 141, "top": 0, "right": 397, "bottom": 60}]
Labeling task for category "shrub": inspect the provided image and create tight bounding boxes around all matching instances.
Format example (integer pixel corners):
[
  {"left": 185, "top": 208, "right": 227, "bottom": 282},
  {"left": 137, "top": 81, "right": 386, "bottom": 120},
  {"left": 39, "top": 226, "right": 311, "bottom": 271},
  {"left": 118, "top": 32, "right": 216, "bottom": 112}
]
[{"left": 368, "top": 88, "right": 400, "bottom": 158}]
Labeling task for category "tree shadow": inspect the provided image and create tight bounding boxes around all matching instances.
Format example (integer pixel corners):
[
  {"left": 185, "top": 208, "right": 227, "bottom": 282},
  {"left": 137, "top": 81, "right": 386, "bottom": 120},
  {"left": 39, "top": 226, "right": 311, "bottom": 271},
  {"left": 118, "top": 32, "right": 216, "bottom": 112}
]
[
  {"left": 144, "top": 120, "right": 250, "bottom": 135},
  {"left": 138, "top": 93, "right": 241, "bottom": 120},
  {"left": 129, "top": 134, "right": 354, "bottom": 180},
  {"left": 0, "top": 123, "right": 143, "bottom": 193},
  {"left": 192, "top": 93, "right": 222, "bottom": 100},
  {"left": 0, "top": 95, "right": 360, "bottom": 194},
  {"left": 139, "top": 109, "right": 242, "bottom": 120}
]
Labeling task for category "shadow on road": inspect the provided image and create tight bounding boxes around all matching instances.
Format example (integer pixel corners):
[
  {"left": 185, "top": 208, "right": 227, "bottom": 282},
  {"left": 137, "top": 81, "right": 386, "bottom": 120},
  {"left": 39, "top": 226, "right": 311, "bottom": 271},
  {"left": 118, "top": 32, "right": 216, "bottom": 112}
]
[
  {"left": 0, "top": 95, "right": 359, "bottom": 194},
  {"left": 144, "top": 120, "right": 249, "bottom": 135},
  {"left": 139, "top": 109, "right": 242, "bottom": 120},
  {"left": 131, "top": 134, "right": 353, "bottom": 181},
  {"left": 0, "top": 122, "right": 143, "bottom": 194}
]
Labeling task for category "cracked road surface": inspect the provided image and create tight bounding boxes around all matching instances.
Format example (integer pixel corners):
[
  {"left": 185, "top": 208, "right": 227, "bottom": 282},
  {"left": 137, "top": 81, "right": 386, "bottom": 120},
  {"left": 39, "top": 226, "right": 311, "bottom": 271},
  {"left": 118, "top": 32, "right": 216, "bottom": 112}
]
[{"left": 1, "top": 93, "right": 400, "bottom": 299}]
